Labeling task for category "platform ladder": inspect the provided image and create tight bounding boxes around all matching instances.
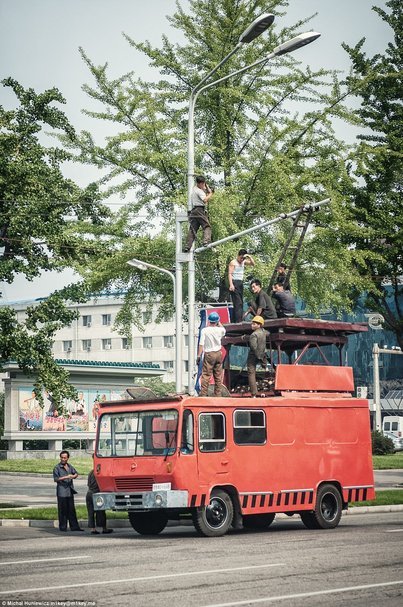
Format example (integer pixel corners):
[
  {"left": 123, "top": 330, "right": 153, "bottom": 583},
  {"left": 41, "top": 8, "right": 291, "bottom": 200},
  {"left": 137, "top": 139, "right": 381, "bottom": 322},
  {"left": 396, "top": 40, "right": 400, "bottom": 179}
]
[{"left": 266, "top": 205, "right": 315, "bottom": 292}]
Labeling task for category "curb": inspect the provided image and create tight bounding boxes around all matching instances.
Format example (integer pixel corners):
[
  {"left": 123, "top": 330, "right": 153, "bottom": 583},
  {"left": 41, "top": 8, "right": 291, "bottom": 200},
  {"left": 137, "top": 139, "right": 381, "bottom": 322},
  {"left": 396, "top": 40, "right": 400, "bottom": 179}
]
[
  {"left": 0, "top": 518, "right": 191, "bottom": 528},
  {"left": 1, "top": 505, "right": 403, "bottom": 527},
  {"left": 0, "top": 471, "right": 52, "bottom": 478}
]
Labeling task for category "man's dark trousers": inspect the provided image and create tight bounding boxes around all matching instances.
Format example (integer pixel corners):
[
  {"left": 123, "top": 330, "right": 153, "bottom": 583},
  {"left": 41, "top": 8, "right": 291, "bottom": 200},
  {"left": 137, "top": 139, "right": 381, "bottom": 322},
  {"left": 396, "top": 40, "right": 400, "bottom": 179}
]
[
  {"left": 57, "top": 496, "right": 80, "bottom": 531},
  {"left": 86, "top": 493, "right": 107, "bottom": 529},
  {"left": 231, "top": 280, "right": 244, "bottom": 323}
]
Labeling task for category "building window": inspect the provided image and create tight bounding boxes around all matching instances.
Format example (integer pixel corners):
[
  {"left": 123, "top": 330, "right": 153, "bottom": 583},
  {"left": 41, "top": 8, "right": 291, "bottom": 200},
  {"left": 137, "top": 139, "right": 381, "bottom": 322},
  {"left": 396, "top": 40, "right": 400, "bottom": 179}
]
[
  {"left": 184, "top": 361, "right": 189, "bottom": 373},
  {"left": 163, "top": 335, "right": 174, "bottom": 348},
  {"left": 143, "top": 336, "right": 152, "bottom": 349},
  {"left": 163, "top": 361, "right": 174, "bottom": 372},
  {"left": 102, "top": 314, "right": 112, "bottom": 326},
  {"left": 122, "top": 337, "right": 132, "bottom": 350},
  {"left": 102, "top": 338, "right": 112, "bottom": 350},
  {"left": 63, "top": 340, "right": 73, "bottom": 353},
  {"left": 142, "top": 311, "right": 152, "bottom": 324},
  {"left": 82, "top": 315, "right": 92, "bottom": 327},
  {"left": 82, "top": 339, "right": 92, "bottom": 352},
  {"left": 184, "top": 335, "right": 189, "bottom": 347},
  {"left": 161, "top": 310, "right": 174, "bottom": 322}
]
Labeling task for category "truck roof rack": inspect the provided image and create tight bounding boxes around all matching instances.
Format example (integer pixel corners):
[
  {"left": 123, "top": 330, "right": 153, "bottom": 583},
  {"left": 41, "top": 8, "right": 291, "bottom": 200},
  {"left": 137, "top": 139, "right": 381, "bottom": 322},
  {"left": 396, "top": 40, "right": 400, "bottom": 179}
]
[{"left": 222, "top": 317, "right": 368, "bottom": 364}]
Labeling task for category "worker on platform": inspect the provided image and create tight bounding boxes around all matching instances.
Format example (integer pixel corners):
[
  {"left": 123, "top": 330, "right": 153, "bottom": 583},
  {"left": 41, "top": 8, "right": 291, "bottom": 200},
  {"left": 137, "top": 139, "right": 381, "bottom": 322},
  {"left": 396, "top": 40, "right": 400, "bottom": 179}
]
[
  {"left": 244, "top": 279, "right": 277, "bottom": 320},
  {"left": 272, "top": 283, "right": 296, "bottom": 317},
  {"left": 275, "top": 263, "right": 289, "bottom": 289},
  {"left": 197, "top": 312, "right": 226, "bottom": 397},
  {"left": 247, "top": 316, "right": 268, "bottom": 397},
  {"left": 228, "top": 249, "right": 255, "bottom": 323}
]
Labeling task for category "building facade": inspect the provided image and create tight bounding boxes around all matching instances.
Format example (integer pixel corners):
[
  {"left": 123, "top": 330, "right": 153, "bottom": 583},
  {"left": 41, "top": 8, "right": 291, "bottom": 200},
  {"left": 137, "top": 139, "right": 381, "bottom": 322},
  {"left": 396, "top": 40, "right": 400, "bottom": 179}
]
[{"left": 7, "top": 293, "right": 190, "bottom": 386}]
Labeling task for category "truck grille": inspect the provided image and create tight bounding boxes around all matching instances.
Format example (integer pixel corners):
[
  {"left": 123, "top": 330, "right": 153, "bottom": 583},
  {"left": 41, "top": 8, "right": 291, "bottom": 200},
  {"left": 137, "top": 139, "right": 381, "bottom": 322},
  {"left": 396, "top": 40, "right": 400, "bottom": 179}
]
[
  {"left": 115, "top": 476, "right": 154, "bottom": 491},
  {"left": 115, "top": 494, "right": 144, "bottom": 509}
]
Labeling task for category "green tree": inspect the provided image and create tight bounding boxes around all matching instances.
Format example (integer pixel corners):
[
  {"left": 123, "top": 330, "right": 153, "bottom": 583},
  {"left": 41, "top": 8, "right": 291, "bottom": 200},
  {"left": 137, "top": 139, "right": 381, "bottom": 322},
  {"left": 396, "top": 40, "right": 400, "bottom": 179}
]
[
  {"left": 64, "top": 0, "right": 370, "bottom": 328},
  {"left": 0, "top": 78, "right": 110, "bottom": 402},
  {"left": 342, "top": 0, "right": 403, "bottom": 348}
]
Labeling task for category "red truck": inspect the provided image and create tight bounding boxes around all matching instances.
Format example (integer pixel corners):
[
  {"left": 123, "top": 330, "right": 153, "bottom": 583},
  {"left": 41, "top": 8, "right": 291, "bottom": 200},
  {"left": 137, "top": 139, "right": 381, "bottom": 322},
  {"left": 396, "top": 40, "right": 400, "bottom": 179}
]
[{"left": 93, "top": 317, "right": 375, "bottom": 537}]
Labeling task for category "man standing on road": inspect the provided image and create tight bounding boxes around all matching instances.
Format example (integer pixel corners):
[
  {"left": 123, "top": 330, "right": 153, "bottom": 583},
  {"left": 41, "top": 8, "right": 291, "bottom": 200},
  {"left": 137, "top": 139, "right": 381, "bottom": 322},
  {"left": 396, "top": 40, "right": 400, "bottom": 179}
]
[
  {"left": 53, "top": 450, "right": 83, "bottom": 532},
  {"left": 228, "top": 249, "right": 255, "bottom": 323},
  {"left": 86, "top": 461, "right": 113, "bottom": 535},
  {"left": 197, "top": 312, "right": 226, "bottom": 397}
]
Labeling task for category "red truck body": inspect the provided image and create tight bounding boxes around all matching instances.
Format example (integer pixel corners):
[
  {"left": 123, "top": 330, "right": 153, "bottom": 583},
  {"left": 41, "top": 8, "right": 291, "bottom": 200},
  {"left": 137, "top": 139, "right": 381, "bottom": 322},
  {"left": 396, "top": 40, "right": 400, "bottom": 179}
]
[{"left": 93, "top": 318, "right": 375, "bottom": 536}]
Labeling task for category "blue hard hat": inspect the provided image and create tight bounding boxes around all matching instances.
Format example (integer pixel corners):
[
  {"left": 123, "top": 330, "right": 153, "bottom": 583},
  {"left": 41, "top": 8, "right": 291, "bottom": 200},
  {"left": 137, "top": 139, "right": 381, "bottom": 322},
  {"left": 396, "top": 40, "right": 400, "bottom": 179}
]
[{"left": 208, "top": 312, "right": 220, "bottom": 322}]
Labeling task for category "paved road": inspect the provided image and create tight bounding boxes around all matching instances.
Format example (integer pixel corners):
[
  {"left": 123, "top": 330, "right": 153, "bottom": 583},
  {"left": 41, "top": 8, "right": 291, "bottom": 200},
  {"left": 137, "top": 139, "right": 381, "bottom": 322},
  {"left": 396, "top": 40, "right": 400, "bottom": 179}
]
[
  {"left": 1, "top": 469, "right": 402, "bottom": 507},
  {"left": 0, "top": 511, "right": 402, "bottom": 606}
]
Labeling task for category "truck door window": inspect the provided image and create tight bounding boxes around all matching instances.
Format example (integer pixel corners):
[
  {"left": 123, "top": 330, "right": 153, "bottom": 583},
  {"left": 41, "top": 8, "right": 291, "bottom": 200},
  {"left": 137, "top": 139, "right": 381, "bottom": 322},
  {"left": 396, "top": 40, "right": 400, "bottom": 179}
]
[
  {"left": 181, "top": 409, "right": 194, "bottom": 454},
  {"left": 233, "top": 409, "right": 266, "bottom": 445},
  {"left": 199, "top": 412, "right": 225, "bottom": 452}
]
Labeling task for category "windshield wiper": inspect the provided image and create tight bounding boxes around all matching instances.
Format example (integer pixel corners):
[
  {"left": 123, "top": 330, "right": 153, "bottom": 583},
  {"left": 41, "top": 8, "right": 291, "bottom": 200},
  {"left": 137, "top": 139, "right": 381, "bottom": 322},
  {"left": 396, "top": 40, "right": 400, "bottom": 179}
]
[{"left": 164, "top": 420, "right": 178, "bottom": 461}]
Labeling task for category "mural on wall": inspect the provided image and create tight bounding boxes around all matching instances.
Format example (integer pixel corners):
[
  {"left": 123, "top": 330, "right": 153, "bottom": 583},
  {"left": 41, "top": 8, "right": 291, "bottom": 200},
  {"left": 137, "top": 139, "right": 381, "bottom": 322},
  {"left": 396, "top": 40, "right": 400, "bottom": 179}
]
[{"left": 18, "top": 387, "right": 130, "bottom": 432}]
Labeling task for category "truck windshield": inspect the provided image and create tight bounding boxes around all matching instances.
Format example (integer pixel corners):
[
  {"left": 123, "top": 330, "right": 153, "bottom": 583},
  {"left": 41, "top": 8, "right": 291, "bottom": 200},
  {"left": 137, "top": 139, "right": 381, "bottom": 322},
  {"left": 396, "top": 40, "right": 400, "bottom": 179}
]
[{"left": 97, "top": 410, "right": 178, "bottom": 457}]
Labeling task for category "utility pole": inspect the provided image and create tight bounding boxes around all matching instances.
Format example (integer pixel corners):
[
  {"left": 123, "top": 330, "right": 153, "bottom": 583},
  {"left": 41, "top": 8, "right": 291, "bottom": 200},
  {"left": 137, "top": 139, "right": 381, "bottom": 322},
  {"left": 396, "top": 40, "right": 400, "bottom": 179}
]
[{"left": 373, "top": 343, "right": 382, "bottom": 431}]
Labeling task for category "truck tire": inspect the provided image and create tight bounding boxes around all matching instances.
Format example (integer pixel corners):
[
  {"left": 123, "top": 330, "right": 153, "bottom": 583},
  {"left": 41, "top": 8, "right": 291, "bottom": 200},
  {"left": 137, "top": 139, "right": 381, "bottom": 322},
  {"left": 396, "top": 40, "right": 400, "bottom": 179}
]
[
  {"left": 300, "top": 484, "right": 342, "bottom": 530},
  {"left": 243, "top": 513, "right": 275, "bottom": 529},
  {"left": 128, "top": 511, "right": 168, "bottom": 535},
  {"left": 193, "top": 489, "right": 234, "bottom": 537}
]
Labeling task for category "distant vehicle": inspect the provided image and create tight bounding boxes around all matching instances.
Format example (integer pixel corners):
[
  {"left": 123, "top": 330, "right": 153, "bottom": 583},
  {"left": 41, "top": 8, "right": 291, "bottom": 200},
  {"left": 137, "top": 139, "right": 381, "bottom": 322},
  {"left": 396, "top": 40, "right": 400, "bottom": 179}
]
[
  {"left": 382, "top": 416, "right": 403, "bottom": 437},
  {"left": 383, "top": 430, "right": 403, "bottom": 452}
]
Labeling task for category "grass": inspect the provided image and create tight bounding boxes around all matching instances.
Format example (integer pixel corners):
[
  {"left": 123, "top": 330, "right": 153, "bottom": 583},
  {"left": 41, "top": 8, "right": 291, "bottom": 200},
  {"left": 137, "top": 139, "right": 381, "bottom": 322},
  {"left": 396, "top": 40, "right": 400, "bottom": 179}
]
[
  {"left": 351, "top": 489, "right": 403, "bottom": 508},
  {"left": 1, "top": 453, "right": 403, "bottom": 473},
  {"left": 0, "top": 458, "right": 93, "bottom": 475},
  {"left": 0, "top": 490, "right": 402, "bottom": 520},
  {"left": 372, "top": 453, "right": 403, "bottom": 469},
  {"left": 0, "top": 505, "right": 128, "bottom": 520}
]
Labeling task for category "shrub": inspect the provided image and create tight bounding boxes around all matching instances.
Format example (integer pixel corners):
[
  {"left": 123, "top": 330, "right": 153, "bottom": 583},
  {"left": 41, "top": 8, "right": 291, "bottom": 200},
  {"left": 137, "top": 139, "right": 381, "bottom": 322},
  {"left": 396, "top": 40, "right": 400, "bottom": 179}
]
[{"left": 372, "top": 430, "right": 395, "bottom": 455}]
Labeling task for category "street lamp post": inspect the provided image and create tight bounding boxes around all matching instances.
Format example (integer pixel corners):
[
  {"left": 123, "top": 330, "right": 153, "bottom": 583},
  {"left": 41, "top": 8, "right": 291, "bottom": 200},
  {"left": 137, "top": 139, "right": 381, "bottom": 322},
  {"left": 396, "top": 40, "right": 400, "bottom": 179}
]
[
  {"left": 186, "top": 30, "right": 321, "bottom": 394},
  {"left": 127, "top": 258, "right": 182, "bottom": 393}
]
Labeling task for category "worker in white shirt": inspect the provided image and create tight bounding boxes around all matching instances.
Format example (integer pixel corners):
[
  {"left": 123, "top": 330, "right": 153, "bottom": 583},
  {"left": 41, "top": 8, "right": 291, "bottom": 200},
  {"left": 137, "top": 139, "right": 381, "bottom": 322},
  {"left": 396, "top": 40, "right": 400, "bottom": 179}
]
[
  {"left": 228, "top": 249, "right": 255, "bottom": 322},
  {"left": 197, "top": 312, "right": 226, "bottom": 397}
]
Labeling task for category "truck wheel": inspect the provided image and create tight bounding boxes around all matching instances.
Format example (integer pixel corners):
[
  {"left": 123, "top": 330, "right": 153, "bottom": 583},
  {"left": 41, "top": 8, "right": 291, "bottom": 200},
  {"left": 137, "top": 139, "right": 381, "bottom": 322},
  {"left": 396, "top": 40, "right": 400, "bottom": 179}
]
[
  {"left": 243, "top": 513, "right": 275, "bottom": 529},
  {"left": 193, "top": 489, "right": 234, "bottom": 537},
  {"left": 300, "top": 484, "right": 342, "bottom": 530},
  {"left": 128, "top": 511, "right": 168, "bottom": 535}
]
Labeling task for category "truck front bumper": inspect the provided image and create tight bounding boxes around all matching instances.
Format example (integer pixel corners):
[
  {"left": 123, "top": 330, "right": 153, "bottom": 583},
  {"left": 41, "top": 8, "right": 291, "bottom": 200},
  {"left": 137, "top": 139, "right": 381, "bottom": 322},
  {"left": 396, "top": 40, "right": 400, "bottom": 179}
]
[{"left": 93, "top": 490, "right": 189, "bottom": 511}]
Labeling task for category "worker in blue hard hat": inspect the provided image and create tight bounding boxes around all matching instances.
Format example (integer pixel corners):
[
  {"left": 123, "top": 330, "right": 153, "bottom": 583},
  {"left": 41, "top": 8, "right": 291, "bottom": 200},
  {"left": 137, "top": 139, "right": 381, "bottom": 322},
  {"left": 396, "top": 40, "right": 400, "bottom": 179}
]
[{"left": 197, "top": 312, "right": 226, "bottom": 397}]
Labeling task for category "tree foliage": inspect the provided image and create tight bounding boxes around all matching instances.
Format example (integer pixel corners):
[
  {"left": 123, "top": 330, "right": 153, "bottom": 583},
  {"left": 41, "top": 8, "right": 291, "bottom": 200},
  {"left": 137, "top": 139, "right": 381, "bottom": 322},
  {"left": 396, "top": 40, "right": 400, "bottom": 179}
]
[
  {"left": 342, "top": 0, "right": 403, "bottom": 348},
  {"left": 62, "top": 0, "right": 373, "bottom": 330},
  {"left": 0, "top": 78, "right": 110, "bottom": 402}
]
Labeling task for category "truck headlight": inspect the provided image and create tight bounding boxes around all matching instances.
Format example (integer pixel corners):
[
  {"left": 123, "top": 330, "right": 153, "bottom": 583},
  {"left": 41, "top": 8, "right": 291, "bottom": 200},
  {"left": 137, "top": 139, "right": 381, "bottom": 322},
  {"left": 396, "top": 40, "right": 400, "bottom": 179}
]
[
  {"left": 155, "top": 494, "right": 163, "bottom": 506},
  {"left": 95, "top": 495, "right": 105, "bottom": 508}
]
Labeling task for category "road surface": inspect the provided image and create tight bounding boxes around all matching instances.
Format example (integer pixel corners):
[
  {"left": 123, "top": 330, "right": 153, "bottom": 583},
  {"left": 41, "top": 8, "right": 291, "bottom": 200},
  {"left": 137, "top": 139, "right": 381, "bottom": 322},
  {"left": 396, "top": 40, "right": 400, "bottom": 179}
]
[{"left": 0, "top": 511, "right": 402, "bottom": 606}]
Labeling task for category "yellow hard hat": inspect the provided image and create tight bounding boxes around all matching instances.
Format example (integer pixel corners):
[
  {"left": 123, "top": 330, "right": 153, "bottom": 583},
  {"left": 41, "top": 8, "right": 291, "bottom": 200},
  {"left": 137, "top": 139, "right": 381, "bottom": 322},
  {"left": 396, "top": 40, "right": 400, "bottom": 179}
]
[{"left": 252, "top": 315, "right": 264, "bottom": 325}]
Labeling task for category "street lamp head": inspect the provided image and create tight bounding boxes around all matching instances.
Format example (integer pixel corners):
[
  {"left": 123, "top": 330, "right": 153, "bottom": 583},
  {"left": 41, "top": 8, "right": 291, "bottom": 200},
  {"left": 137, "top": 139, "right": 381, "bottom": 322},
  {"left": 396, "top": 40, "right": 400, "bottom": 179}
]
[
  {"left": 127, "top": 259, "right": 148, "bottom": 272},
  {"left": 239, "top": 13, "right": 275, "bottom": 44},
  {"left": 273, "top": 31, "right": 321, "bottom": 57}
]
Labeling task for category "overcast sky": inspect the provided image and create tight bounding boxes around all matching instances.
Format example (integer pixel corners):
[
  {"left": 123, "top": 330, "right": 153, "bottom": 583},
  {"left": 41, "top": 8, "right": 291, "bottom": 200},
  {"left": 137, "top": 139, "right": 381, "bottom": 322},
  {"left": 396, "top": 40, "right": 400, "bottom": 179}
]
[{"left": 0, "top": 0, "right": 392, "bottom": 302}]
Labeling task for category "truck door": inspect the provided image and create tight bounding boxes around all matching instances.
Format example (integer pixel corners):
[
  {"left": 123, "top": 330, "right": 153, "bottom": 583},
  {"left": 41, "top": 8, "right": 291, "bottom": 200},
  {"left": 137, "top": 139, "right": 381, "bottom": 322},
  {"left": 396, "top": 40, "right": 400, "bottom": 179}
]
[{"left": 197, "top": 411, "right": 230, "bottom": 484}]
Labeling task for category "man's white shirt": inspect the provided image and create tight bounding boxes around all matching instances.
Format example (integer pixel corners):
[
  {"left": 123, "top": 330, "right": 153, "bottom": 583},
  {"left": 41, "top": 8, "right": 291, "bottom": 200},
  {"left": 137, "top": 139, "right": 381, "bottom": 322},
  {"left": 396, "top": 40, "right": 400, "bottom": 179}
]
[{"left": 200, "top": 326, "right": 226, "bottom": 352}]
